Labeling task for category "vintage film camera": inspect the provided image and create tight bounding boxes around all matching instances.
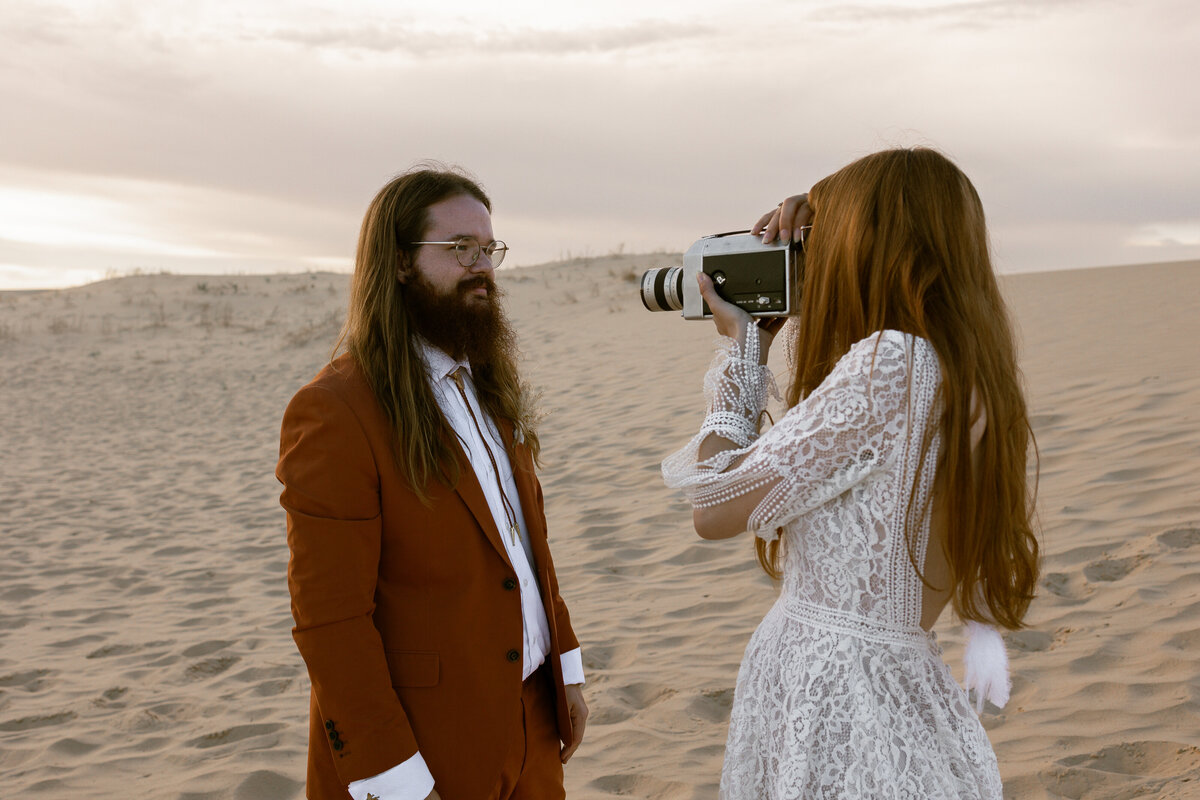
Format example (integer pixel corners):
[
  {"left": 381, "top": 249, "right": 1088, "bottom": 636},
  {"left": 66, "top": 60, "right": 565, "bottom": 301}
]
[{"left": 639, "top": 232, "right": 801, "bottom": 320}]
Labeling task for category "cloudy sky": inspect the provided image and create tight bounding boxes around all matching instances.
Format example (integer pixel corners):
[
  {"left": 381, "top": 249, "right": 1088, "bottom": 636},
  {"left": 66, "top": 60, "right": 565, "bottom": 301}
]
[{"left": 1, "top": 0, "right": 1197, "bottom": 289}]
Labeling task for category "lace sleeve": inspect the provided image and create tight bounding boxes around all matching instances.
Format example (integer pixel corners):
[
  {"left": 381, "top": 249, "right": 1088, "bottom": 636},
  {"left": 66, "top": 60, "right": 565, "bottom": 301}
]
[
  {"left": 660, "top": 323, "right": 777, "bottom": 476},
  {"left": 662, "top": 329, "right": 927, "bottom": 541}
]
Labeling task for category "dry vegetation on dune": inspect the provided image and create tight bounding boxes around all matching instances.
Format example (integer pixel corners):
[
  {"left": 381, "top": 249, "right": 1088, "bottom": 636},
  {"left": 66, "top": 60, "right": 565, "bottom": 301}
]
[{"left": 1, "top": 258, "right": 1198, "bottom": 799}]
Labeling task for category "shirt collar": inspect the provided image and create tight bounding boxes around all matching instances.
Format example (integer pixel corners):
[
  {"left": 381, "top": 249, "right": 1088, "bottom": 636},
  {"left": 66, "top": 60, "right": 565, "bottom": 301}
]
[
  {"left": 416, "top": 336, "right": 472, "bottom": 384},
  {"left": 418, "top": 337, "right": 523, "bottom": 445}
]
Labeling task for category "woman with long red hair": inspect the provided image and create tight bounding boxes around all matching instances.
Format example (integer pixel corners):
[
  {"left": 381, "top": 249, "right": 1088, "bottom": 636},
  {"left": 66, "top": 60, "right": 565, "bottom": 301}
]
[{"left": 662, "top": 147, "right": 1039, "bottom": 798}]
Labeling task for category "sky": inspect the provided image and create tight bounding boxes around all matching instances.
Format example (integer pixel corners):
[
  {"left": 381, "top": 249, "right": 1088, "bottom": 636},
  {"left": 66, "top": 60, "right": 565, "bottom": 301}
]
[{"left": 1, "top": 0, "right": 1198, "bottom": 289}]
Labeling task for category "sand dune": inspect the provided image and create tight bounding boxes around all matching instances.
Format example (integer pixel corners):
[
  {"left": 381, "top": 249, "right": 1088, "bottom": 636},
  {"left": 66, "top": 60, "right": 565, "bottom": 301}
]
[{"left": 1, "top": 257, "right": 1198, "bottom": 798}]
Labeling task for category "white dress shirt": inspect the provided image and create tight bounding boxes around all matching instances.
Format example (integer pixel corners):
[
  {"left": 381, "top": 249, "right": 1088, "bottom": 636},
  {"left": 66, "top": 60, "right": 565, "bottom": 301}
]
[{"left": 348, "top": 341, "right": 584, "bottom": 800}]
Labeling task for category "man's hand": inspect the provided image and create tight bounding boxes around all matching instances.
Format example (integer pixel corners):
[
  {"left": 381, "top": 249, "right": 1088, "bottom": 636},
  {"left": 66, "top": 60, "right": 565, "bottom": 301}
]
[
  {"left": 752, "top": 192, "right": 813, "bottom": 245},
  {"left": 560, "top": 683, "right": 588, "bottom": 764},
  {"left": 422, "top": 790, "right": 442, "bottom": 800}
]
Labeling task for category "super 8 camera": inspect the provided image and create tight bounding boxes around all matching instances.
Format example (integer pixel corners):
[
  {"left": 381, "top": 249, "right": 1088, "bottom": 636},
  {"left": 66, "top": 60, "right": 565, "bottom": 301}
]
[{"left": 639, "top": 232, "right": 801, "bottom": 320}]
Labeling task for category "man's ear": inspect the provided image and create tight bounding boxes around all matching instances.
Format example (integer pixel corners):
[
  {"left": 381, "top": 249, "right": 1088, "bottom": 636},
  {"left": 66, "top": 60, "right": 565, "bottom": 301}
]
[{"left": 397, "top": 253, "right": 413, "bottom": 284}]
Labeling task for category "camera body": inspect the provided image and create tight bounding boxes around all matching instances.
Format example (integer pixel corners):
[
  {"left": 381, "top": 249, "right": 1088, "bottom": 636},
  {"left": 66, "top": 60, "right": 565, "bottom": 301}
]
[{"left": 640, "top": 232, "right": 800, "bottom": 320}]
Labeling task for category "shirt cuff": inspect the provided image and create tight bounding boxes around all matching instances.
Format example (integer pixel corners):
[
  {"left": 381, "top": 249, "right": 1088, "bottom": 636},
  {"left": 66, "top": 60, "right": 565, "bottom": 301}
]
[
  {"left": 560, "top": 647, "right": 585, "bottom": 685},
  {"left": 348, "top": 750, "right": 435, "bottom": 800}
]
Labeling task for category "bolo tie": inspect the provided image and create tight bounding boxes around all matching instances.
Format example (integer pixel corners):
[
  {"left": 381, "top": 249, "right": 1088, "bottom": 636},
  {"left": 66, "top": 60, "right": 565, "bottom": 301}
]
[{"left": 450, "top": 368, "right": 522, "bottom": 546}]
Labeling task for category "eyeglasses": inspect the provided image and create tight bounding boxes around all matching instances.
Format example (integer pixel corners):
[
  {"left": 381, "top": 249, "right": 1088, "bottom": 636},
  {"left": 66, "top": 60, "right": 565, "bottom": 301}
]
[
  {"left": 406, "top": 236, "right": 508, "bottom": 268},
  {"left": 797, "top": 225, "right": 813, "bottom": 252}
]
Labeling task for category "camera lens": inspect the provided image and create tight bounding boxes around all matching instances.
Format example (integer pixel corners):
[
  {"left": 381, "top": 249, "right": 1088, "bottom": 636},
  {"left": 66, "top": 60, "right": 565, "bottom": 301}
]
[{"left": 639, "top": 267, "right": 683, "bottom": 312}]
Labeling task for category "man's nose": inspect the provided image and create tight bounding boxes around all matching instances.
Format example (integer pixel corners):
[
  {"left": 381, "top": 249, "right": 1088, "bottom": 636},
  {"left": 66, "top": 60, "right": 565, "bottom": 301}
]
[{"left": 471, "top": 252, "right": 496, "bottom": 273}]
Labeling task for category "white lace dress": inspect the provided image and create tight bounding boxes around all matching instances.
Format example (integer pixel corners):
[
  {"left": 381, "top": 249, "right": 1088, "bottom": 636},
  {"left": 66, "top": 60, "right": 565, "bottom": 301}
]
[{"left": 662, "top": 328, "right": 1003, "bottom": 799}]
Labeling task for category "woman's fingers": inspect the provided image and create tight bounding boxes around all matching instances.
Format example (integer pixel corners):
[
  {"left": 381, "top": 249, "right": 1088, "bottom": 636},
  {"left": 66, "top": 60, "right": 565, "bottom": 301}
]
[
  {"left": 751, "top": 207, "right": 780, "bottom": 238},
  {"left": 777, "top": 193, "right": 812, "bottom": 244},
  {"left": 755, "top": 316, "right": 787, "bottom": 337},
  {"left": 696, "top": 271, "right": 720, "bottom": 304},
  {"left": 755, "top": 193, "right": 810, "bottom": 244},
  {"left": 697, "top": 272, "right": 752, "bottom": 340}
]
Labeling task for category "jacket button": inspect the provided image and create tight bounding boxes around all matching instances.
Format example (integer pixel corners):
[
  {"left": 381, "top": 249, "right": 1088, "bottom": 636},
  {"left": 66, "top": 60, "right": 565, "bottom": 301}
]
[
  {"left": 332, "top": 739, "right": 344, "bottom": 751},
  {"left": 325, "top": 720, "right": 335, "bottom": 730},
  {"left": 506, "top": 649, "right": 520, "bottom": 662},
  {"left": 503, "top": 577, "right": 517, "bottom": 591},
  {"left": 328, "top": 730, "right": 339, "bottom": 741}
]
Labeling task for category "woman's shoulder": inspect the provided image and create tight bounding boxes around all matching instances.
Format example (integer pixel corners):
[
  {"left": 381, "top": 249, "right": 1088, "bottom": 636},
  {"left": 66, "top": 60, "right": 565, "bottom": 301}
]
[
  {"left": 822, "top": 331, "right": 940, "bottom": 400},
  {"left": 842, "top": 329, "right": 936, "bottom": 369}
]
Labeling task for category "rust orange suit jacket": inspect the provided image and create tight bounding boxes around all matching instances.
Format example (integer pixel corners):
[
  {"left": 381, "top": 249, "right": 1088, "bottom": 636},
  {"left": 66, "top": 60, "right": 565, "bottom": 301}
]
[{"left": 276, "top": 353, "right": 580, "bottom": 799}]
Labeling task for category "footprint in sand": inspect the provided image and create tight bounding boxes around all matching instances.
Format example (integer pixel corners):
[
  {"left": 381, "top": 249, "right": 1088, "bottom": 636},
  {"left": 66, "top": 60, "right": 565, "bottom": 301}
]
[
  {"left": 1041, "top": 572, "right": 1087, "bottom": 600},
  {"left": 687, "top": 687, "right": 735, "bottom": 723},
  {"left": 49, "top": 737, "right": 103, "bottom": 756},
  {"left": 1082, "top": 556, "right": 1141, "bottom": 583},
  {"left": 185, "top": 655, "right": 239, "bottom": 680},
  {"left": 95, "top": 686, "right": 129, "bottom": 708},
  {"left": 1159, "top": 527, "right": 1200, "bottom": 549},
  {"left": 588, "top": 773, "right": 693, "bottom": 798},
  {"left": 1006, "top": 629, "right": 1055, "bottom": 653},
  {"left": 1042, "top": 740, "right": 1200, "bottom": 799},
  {"left": 0, "top": 710, "right": 76, "bottom": 732},
  {"left": 591, "top": 681, "right": 679, "bottom": 725},
  {"left": 188, "top": 722, "right": 285, "bottom": 749},
  {"left": 587, "top": 703, "right": 637, "bottom": 725},
  {"left": 0, "top": 668, "right": 51, "bottom": 691},
  {"left": 577, "top": 524, "right": 619, "bottom": 541},
  {"left": 613, "top": 681, "right": 677, "bottom": 709},
  {"left": 581, "top": 642, "right": 639, "bottom": 672},
  {"left": 86, "top": 643, "right": 139, "bottom": 659},
  {"left": 252, "top": 678, "right": 293, "bottom": 697},
  {"left": 1029, "top": 412, "right": 1067, "bottom": 430},
  {"left": 181, "top": 639, "right": 234, "bottom": 658}
]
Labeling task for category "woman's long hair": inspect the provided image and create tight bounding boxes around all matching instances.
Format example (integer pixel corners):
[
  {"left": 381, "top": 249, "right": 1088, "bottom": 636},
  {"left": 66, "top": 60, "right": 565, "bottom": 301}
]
[
  {"left": 334, "top": 166, "right": 541, "bottom": 501},
  {"left": 756, "top": 148, "right": 1039, "bottom": 630}
]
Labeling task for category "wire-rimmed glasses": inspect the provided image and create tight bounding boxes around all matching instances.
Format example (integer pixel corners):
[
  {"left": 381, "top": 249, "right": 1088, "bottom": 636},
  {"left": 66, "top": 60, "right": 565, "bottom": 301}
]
[
  {"left": 407, "top": 236, "right": 508, "bottom": 268},
  {"left": 797, "top": 225, "right": 813, "bottom": 252}
]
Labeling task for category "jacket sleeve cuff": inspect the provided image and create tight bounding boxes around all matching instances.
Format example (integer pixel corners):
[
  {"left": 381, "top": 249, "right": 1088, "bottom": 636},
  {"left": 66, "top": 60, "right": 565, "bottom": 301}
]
[
  {"left": 560, "top": 647, "right": 585, "bottom": 685},
  {"left": 348, "top": 751, "right": 435, "bottom": 800}
]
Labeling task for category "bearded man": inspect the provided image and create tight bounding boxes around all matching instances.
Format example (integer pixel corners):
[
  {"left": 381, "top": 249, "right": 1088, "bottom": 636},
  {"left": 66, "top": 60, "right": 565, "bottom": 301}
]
[{"left": 277, "top": 167, "right": 587, "bottom": 800}]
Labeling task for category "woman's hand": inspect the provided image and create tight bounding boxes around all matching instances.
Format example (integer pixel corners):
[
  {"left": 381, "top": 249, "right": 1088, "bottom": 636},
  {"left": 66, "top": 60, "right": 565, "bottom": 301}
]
[
  {"left": 751, "top": 192, "right": 813, "bottom": 245},
  {"left": 697, "top": 273, "right": 787, "bottom": 348},
  {"left": 696, "top": 272, "right": 752, "bottom": 341}
]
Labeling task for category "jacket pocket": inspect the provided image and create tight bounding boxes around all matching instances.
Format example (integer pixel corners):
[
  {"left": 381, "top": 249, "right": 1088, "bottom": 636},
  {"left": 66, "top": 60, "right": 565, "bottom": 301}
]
[{"left": 386, "top": 650, "right": 439, "bottom": 688}]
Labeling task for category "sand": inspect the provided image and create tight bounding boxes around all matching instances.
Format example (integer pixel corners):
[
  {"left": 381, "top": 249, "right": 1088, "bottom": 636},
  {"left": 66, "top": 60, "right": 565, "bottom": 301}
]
[{"left": 1, "top": 256, "right": 1198, "bottom": 799}]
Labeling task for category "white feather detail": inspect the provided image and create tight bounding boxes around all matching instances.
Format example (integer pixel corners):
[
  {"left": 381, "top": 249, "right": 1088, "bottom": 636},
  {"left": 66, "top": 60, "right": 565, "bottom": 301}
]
[{"left": 963, "top": 621, "right": 1010, "bottom": 713}]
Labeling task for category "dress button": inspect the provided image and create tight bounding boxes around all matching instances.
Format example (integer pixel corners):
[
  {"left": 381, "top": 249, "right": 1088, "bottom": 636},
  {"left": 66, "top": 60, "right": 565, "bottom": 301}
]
[
  {"left": 506, "top": 649, "right": 520, "bottom": 662},
  {"left": 503, "top": 577, "right": 517, "bottom": 591}
]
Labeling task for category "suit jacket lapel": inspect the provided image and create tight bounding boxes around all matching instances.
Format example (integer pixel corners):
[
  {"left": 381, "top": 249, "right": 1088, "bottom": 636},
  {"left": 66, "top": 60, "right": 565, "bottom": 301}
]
[
  {"left": 497, "top": 419, "right": 545, "bottom": 546},
  {"left": 446, "top": 433, "right": 514, "bottom": 570}
]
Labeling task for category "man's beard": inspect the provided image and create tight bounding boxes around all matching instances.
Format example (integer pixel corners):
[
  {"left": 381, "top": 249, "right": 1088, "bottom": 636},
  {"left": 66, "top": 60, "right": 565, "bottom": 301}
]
[{"left": 403, "top": 271, "right": 517, "bottom": 367}]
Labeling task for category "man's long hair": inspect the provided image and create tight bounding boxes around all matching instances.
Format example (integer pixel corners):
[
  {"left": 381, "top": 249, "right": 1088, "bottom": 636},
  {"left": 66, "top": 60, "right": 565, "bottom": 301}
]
[
  {"left": 759, "top": 148, "right": 1039, "bottom": 631},
  {"left": 334, "top": 166, "right": 541, "bottom": 501}
]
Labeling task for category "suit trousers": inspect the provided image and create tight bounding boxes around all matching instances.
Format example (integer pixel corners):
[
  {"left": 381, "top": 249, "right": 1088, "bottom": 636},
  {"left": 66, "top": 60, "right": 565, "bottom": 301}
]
[{"left": 490, "top": 664, "right": 566, "bottom": 800}]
